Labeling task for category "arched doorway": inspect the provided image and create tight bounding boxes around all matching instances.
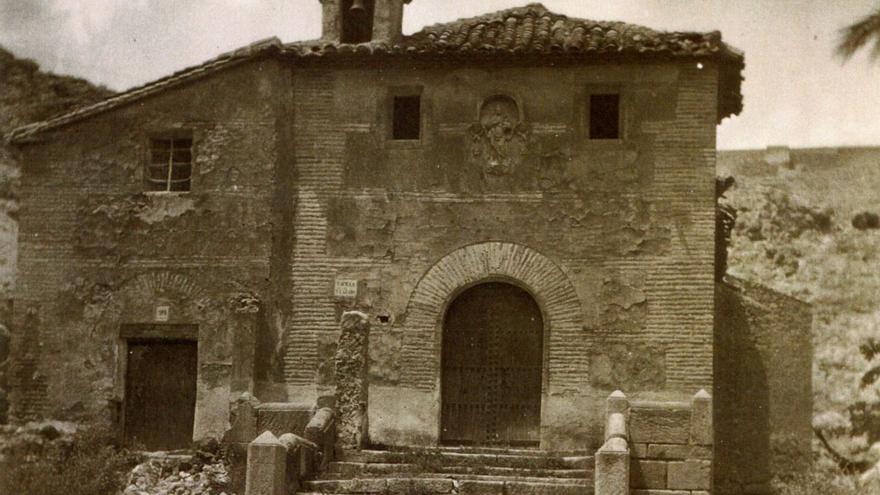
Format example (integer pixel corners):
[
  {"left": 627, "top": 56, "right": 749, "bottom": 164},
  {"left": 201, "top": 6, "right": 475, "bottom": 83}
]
[{"left": 440, "top": 282, "right": 543, "bottom": 446}]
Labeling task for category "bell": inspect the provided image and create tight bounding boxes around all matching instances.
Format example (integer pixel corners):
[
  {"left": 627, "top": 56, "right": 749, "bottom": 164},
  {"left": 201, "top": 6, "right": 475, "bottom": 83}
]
[{"left": 350, "top": 0, "right": 366, "bottom": 14}]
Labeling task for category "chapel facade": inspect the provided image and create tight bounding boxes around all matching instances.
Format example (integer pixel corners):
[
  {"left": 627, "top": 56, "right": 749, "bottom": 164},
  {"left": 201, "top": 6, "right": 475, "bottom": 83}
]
[{"left": 7, "top": 2, "right": 811, "bottom": 494}]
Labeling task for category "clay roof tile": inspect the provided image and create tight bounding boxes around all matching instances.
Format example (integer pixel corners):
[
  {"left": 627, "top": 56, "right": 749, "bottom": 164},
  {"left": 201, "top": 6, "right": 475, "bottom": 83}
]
[{"left": 8, "top": 3, "right": 745, "bottom": 142}]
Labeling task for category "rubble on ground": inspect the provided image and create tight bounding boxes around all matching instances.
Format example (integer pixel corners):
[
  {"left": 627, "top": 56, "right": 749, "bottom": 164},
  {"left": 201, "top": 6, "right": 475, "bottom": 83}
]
[
  {"left": 0, "top": 420, "right": 78, "bottom": 464},
  {"left": 123, "top": 451, "right": 231, "bottom": 495}
]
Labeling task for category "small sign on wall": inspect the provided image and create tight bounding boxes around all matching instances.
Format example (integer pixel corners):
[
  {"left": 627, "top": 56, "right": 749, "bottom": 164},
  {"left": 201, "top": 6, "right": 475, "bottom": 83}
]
[
  {"left": 154, "top": 306, "right": 170, "bottom": 322},
  {"left": 334, "top": 278, "right": 358, "bottom": 298}
]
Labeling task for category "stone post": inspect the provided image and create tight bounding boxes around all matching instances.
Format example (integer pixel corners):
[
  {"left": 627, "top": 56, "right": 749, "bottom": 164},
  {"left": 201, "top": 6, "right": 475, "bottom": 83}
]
[
  {"left": 595, "top": 391, "right": 630, "bottom": 495},
  {"left": 373, "top": 0, "right": 406, "bottom": 43},
  {"left": 305, "top": 407, "right": 337, "bottom": 471},
  {"left": 230, "top": 298, "right": 260, "bottom": 395},
  {"left": 320, "top": 0, "right": 343, "bottom": 41},
  {"left": 227, "top": 393, "right": 261, "bottom": 495},
  {"left": 690, "top": 389, "right": 713, "bottom": 445},
  {"left": 279, "top": 432, "right": 319, "bottom": 493},
  {"left": 245, "top": 431, "right": 287, "bottom": 495},
  {"left": 335, "top": 311, "right": 370, "bottom": 449},
  {"left": 666, "top": 389, "right": 713, "bottom": 493},
  {"left": 596, "top": 438, "right": 630, "bottom": 495}
]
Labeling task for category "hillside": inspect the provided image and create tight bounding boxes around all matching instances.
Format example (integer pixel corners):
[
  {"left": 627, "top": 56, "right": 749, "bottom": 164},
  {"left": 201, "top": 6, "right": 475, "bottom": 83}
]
[
  {"left": 0, "top": 46, "right": 113, "bottom": 297},
  {"left": 719, "top": 147, "right": 880, "bottom": 460}
]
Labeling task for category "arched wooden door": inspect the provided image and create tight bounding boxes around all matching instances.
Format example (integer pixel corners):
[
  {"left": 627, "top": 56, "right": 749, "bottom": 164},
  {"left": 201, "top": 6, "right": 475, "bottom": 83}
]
[{"left": 440, "top": 282, "right": 543, "bottom": 446}]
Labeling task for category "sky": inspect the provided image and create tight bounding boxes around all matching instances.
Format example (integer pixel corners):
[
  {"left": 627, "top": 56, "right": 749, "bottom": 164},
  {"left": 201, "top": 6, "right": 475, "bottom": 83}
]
[{"left": 1, "top": 0, "right": 878, "bottom": 150}]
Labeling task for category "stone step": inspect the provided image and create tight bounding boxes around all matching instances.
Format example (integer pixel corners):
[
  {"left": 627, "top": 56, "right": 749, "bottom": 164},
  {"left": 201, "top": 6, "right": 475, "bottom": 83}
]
[
  {"left": 340, "top": 450, "right": 593, "bottom": 470},
  {"left": 325, "top": 461, "right": 591, "bottom": 479},
  {"left": 326, "top": 462, "right": 421, "bottom": 476},
  {"left": 434, "top": 465, "right": 592, "bottom": 479},
  {"left": 428, "top": 446, "right": 591, "bottom": 456},
  {"left": 301, "top": 477, "right": 593, "bottom": 495}
]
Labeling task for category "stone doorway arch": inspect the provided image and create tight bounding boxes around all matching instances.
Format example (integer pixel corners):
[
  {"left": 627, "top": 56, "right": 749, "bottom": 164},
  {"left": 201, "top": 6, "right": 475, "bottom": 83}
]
[{"left": 398, "top": 242, "right": 583, "bottom": 445}]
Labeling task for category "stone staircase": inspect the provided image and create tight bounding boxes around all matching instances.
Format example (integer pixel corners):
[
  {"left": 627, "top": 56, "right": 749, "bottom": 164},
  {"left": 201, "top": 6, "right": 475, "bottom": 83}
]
[{"left": 298, "top": 446, "right": 595, "bottom": 495}]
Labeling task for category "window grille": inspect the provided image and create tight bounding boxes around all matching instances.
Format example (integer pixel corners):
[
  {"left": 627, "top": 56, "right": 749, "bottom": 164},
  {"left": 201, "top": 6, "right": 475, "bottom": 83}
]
[{"left": 148, "top": 138, "right": 192, "bottom": 192}]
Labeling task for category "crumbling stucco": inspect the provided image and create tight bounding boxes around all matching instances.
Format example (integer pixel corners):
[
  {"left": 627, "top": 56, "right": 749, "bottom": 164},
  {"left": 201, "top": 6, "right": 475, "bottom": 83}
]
[{"left": 334, "top": 311, "right": 370, "bottom": 449}]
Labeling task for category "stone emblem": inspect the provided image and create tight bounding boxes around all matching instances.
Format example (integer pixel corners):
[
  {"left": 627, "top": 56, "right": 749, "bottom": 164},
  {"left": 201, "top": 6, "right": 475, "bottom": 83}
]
[{"left": 469, "top": 95, "right": 530, "bottom": 179}]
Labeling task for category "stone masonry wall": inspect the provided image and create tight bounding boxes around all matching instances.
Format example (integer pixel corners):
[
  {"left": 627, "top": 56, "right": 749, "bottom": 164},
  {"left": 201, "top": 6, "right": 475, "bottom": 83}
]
[
  {"left": 628, "top": 392, "right": 714, "bottom": 494},
  {"left": 714, "top": 278, "right": 813, "bottom": 494},
  {"left": 11, "top": 54, "right": 722, "bottom": 451},
  {"left": 10, "top": 57, "right": 291, "bottom": 441},
  {"left": 278, "top": 58, "right": 720, "bottom": 450}
]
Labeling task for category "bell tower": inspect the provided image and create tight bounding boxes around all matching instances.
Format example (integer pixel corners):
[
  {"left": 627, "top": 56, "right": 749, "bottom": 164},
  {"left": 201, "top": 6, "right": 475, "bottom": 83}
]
[{"left": 320, "top": 0, "right": 411, "bottom": 44}]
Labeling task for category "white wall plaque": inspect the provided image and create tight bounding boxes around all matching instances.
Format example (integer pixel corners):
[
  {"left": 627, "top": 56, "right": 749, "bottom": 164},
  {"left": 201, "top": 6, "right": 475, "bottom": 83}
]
[
  {"left": 154, "top": 305, "right": 170, "bottom": 322},
  {"left": 334, "top": 278, "right": 358, "bottom": 298}
]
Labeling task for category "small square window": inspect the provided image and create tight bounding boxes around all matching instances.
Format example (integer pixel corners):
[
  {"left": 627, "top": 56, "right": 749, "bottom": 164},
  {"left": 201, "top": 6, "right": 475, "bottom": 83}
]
[
  {"left": 589, "top": 94, "right": 620, "bottom": 140},
  {"left": 392, "top": 95, "right": 421, "bottom": 140},
  {"left": 148, "top": 137, "right": 192, "bottom": 192}
]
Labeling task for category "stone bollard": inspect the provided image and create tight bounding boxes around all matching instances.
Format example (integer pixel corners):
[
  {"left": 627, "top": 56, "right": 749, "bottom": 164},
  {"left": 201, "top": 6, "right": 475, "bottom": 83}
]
[
  {"left": 595, "top": 437, "right": 630, "bottom": 495},
  {"left": 305, "top": 407, "right": 336, "bottom": 471},
  {"left": 690, "top": 389, "right": 713, "bottom": 445},
  {"left": 335, "top": 311, "right": 370, "bottom": 449},
  {"left": 595, "top": 391, "right": 630, "bottom": 495},
  {"left": 279, "top": 432, "right": 320, "bottom": 494},
  {"left": 607, "top": 390, "right": 629, "bottom": 416},
  {"left": 245, "top": 431, "right": 287, "bottom": 495}
]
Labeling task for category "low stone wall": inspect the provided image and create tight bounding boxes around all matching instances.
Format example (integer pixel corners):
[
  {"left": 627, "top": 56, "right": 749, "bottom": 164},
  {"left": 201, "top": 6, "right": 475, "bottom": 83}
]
[
  {"left": 224, "top": 394, "right": 314, "bottom": 494},
  {"left": 714, "top": 278, "right": 812, "bottom": 494},
  {"left": 628, "top": 391, "right": 713, "bottom": 494}
]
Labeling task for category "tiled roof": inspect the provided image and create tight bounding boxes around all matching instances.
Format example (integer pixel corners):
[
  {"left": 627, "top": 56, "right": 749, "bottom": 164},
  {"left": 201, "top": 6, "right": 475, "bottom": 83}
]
[
  {"left": 286, "top": 3, "right": 742, "bottom": 59},
  {"left": 8, "top": 37, "right": 286, "bottom": 142},
  {"left": 9, "top": 3, "right": 743, "bottom": 142}
]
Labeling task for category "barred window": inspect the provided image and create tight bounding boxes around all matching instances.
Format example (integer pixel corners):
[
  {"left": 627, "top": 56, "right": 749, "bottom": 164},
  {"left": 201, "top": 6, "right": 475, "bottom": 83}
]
[
  {"left": 392, "top": 95, "right": 421, "bottom": 140},
  {"left": 148, "top": 138, "right": 192, "bottom": 192},
  {"left": 589, "top": 93, "right": 621, "bottom": 140}
]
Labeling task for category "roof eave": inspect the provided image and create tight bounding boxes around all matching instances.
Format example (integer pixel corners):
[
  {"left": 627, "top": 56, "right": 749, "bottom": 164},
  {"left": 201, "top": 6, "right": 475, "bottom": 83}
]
[{"left": 7, "top": 37, "right": 284, "bottom": 145}]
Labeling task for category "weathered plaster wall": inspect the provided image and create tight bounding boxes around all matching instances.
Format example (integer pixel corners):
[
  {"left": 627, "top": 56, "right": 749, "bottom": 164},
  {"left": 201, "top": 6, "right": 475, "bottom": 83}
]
[
  {"left": 11, "top": 57, "right": 292, "bottom": 441},
  {"left": 714, "top": 278, "right": 813, "bottom": 494},
  {"left": 281, "top": 59, "right": 720, "bottom": 450},
  {"left": 12, "top": 54, "right": 722, "bottom": 451}
]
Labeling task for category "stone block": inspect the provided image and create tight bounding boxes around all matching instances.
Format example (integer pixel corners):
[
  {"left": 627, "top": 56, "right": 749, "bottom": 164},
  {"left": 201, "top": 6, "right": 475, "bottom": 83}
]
[
  {"left": 690, "top": 389, "right": 713, "bottom": 445},
  {"left": 631, "top": 490, "right": 689, "bottom": 495},
  {"left": 256, "top": 403, "right": 312, "bottom": 437},
  {"left": 505, "top": 481, "right": 582, "bottom": 495},
  {"left": 595, "top": 437, "right": 629, "bottom": 495},
  {"left": 667, "top": 459, "right": 712, "bottom": 490},
  {"left": 349, "top": 478, "right": 389, "bottom": 493},
  {"left": 458, "top": 480, "right": 504, "bottom": 495},
  {"left": 414, "top": 478, "right": 455, "bottom": 494},
  {"left": 629, "top": 404, "right": 690, "bottom": 444},
  {"left": 630, "top": 459, "right": 667, "bottom": 489},
  {"left": 646, "top": 443, "right": 712, "bottom": 460},
  {"left": 631, "top": 442, "right": 648, "bottom": 458},
  {"left": 386, "top": 479, "right": 413, "bottom": 495},
  {"left": 245, "top": 431, "right": 287, "bottom": 495}
]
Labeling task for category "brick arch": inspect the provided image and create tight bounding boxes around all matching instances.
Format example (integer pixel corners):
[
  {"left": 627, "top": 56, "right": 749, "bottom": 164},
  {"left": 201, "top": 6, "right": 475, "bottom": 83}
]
[
  {"left": 400, "top": 241, "right": 584, "bottom": 391},
  {"left": 108, "top": 271, "right": 211, "bottom": 325}
]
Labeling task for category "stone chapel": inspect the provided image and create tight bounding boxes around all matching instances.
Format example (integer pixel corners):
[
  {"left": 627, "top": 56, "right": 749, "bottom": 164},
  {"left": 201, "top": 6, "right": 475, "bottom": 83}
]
[{"left": 7, "top": 2, "right": 812, "bottom": 494}]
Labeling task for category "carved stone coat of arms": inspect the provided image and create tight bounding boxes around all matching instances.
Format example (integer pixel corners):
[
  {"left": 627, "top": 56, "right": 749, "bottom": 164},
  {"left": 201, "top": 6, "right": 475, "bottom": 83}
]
[{"left": 469, "top": 95, "right": 530, "bottom": 180}]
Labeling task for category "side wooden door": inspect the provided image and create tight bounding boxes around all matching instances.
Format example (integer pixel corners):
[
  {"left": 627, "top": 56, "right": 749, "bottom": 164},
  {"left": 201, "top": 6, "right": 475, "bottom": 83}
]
[{"left": 124, "top": 340, "right": 197, "bottom": 450}]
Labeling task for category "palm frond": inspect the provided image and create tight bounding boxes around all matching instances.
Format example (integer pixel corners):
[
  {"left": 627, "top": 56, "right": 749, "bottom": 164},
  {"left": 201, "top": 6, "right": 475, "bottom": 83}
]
[{"left": 837, "top": 7, "right": 880, "bottom": 61}]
